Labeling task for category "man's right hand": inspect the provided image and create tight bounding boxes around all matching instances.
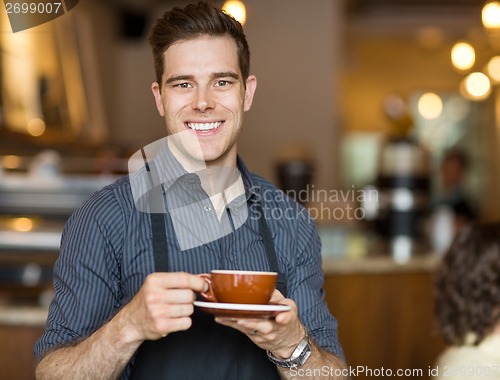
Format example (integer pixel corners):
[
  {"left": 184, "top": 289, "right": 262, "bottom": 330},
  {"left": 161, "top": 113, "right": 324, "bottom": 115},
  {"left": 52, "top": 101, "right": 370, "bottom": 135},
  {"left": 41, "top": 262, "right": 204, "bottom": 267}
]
[{"left": 119, "top": 272, "right": 208, "bottom": 342}]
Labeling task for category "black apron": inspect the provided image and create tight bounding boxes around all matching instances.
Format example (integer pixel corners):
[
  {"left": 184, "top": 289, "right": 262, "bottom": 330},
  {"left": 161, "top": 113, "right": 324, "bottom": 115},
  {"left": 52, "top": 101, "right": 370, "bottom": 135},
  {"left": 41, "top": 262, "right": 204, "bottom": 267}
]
[{"left": 129, "top": 186, "right": 287, "bottom": 379}]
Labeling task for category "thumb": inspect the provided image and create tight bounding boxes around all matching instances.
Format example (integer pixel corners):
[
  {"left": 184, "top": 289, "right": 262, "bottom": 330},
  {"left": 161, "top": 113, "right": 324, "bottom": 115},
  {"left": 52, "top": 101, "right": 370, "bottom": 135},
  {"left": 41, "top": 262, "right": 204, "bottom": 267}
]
[{"left": 270, "top": 289, "right": 285, "bottom": 303}]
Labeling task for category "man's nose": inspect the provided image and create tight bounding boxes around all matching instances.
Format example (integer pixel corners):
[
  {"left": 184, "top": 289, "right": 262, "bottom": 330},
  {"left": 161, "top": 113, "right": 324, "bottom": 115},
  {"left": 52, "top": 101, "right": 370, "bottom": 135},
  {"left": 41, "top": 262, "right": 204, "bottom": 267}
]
[{"left": 193, "top": 88, "right": 214, "bottom": 112}]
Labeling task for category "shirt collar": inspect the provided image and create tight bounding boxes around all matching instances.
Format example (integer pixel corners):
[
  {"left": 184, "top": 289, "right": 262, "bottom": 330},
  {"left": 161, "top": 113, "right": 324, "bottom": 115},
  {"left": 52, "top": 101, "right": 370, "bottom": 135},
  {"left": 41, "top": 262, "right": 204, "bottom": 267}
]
[
  {"left": 236, "top": 156, "right": 259, "bottom": 202},
  {"left": 154, "top": 140, "right": 189, "bottom": 191},
  {"left": 152, "top": 141, "right": 258, "bottom": 202}
]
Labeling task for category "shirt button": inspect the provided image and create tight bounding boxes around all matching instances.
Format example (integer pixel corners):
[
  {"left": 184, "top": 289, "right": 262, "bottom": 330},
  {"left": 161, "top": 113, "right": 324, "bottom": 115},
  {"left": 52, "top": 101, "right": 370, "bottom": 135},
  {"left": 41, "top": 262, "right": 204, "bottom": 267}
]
[
  {"left": 204, "top": 205, "right": 212, "bottom": 212},
  {"left": 231, "top": 208, "right": 239, "bottom": 215}
]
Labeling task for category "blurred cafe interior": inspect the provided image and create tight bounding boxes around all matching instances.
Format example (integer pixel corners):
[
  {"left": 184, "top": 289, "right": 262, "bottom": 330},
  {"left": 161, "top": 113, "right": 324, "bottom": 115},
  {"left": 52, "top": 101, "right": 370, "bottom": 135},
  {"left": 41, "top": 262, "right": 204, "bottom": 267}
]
[{"left": 1, "top": 0, "right": 500, "bottom": 378}]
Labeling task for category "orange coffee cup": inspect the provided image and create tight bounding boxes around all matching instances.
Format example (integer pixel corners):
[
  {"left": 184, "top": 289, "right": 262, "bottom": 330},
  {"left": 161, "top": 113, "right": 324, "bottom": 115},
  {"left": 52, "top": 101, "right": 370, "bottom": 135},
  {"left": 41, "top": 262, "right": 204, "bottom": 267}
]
[{"left": 199, "top": 270, "right": 277, "bottom": 304}]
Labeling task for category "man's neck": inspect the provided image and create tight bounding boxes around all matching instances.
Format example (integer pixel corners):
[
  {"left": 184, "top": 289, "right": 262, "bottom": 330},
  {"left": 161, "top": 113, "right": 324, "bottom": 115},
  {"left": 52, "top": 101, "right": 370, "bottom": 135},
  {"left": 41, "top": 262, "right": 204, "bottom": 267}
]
[
  {"left": 167, "top": 138, "right": 207, "bottom": 174},
  {"left": 166, "top": 137, "right": 244, "bottom": 218},
  {"left": 197, "top": 167, "right": 245, "bottom": 221}
]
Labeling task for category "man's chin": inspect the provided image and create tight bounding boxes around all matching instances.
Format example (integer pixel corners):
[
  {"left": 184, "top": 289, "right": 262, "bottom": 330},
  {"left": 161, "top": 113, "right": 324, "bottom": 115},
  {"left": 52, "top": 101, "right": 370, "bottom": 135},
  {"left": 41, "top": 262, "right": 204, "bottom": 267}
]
[{"left": 200, "top": 151, "right": 234, "bottom": 167}]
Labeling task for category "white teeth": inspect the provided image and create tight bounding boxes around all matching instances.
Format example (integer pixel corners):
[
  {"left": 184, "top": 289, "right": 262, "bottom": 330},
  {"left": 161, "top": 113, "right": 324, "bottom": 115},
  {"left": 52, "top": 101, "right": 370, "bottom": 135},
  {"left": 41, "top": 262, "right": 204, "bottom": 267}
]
[{"left": 187, "top": 122, "right": 222, "bottom": 131}]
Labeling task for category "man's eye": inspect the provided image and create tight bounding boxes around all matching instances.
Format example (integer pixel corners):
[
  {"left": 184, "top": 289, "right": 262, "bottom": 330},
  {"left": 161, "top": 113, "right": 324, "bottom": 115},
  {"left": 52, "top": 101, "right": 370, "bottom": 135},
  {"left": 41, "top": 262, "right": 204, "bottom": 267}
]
[
  {"left": 175, "top": 83, "right": 192, "bottom": 88},
  {"left": 215, "top": 80, "right": 230, "bottom": 87}
]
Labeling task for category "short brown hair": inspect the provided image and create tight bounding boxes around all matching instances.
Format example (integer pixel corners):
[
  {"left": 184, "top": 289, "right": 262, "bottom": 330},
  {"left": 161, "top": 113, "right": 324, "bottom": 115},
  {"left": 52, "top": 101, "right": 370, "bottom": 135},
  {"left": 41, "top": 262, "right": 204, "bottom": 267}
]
[
  {"left": 148, "top": 1, "right": 250, "bottom": 86},
  {"left": 434, "top": 222, "right": 500, "bottom": 345}
]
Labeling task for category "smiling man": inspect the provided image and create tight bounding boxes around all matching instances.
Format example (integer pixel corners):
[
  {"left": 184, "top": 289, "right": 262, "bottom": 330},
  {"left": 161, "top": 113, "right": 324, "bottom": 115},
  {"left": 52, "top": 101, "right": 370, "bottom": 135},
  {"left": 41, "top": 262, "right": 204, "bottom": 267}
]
[
  {"left": 34, "top": 2, "right": 346, "bottom": 379},
  {"left": 152, "top": 35, "right": 255, "bottom": 168}
]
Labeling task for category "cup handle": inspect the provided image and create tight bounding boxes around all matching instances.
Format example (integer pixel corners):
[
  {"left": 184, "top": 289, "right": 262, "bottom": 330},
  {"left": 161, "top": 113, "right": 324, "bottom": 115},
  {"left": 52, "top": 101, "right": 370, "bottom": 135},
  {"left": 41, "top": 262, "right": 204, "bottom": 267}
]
[{"left": 199, "top": 273, "right": 217, "bottom": 302}]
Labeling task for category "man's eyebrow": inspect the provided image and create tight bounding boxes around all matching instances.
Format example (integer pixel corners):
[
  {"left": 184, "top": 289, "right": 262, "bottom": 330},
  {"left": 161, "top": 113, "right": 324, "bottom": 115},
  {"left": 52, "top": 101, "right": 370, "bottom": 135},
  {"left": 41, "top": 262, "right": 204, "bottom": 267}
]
[
  {"left": 211, "top": 71, "right": 240, "bottom": 80},
  {"left": 165, "top": 75, "right": 194, "bottom": 85}
]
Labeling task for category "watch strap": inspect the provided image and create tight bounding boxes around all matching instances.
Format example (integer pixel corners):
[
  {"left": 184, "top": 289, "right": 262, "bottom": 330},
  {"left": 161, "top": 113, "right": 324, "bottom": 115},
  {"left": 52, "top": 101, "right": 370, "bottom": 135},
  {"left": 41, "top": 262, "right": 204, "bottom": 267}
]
[{"left": 267, "top": 333, "right": 312, "bottom": 368}]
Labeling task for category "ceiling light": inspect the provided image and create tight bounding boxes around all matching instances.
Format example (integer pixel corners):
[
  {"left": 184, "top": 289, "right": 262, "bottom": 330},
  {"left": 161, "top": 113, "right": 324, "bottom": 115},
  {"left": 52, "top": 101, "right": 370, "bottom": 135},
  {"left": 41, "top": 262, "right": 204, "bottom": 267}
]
[
  {"left": 417, "top": 93, "right": 443, "bottom": 120},
  {"left": 451, "top": 42, "right": 475, "bottom": 71},
  {"left": 27, "top": 118, "right": 46, "bottom": 137},
  {"left": 222, "top": 1, "right": 246, "bottom": 26},
  {"left": 460, "top": 72, "right": 491, "bottom": 101},
  {"left": 482, "top": 1, "right": 500, "bottom": 29},
  {"left": 486, "top": 56, "right": 500, "bottom": 83}
]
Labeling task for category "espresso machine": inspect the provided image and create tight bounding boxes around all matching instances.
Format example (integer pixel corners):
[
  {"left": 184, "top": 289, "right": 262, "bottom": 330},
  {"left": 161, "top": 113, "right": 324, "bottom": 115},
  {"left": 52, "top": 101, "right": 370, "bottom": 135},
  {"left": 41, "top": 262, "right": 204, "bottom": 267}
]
[
  {"left": 366, "top": 95, "right": 432, "bottom": 262},
  {"left": 373, "top": 137, "right": 431, "bottom": 261}
]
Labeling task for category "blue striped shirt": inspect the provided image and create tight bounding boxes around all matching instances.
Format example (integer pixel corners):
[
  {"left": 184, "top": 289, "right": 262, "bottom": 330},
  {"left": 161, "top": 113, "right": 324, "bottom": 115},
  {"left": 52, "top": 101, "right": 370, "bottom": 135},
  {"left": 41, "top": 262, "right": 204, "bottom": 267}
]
[{"left": 34, "top": 156, "right": 343, "bottom": 377}]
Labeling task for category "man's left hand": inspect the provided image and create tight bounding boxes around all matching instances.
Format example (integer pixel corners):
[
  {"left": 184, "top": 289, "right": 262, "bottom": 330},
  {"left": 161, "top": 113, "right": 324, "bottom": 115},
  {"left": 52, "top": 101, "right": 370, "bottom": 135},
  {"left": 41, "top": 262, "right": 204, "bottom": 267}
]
[{"left": 215, "top": 290, "right": 305, "bottom": 359}]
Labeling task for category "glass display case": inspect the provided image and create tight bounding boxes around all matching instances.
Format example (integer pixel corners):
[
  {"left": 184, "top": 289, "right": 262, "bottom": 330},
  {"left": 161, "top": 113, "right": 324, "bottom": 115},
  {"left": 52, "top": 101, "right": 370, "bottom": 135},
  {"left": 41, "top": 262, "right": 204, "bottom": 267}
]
[{"left": 0, "top": 154, "right": 123, "bottom": 305}]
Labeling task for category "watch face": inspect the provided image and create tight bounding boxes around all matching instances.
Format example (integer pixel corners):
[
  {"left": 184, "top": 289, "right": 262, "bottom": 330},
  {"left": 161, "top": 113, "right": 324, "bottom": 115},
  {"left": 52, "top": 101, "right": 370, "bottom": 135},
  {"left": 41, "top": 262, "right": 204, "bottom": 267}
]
[
  {"left": 292, "top": 336, "right": 311, "bottom": 360},
  {"left": 297, "top": 345, "right": 312, "bottom": 366}
]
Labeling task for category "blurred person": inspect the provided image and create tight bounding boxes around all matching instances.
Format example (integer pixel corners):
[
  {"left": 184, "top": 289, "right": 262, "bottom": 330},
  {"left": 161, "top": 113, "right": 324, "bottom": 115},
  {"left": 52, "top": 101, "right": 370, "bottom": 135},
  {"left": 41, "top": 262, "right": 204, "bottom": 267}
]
[
  {"left": 430, "top": 149, "right": 477, "bottom": 254},
  {"left": 33, "top": 2, "right": 346, "bottom": 379},
  {"left": 435, "top": 148, "right": 477, "bottom": 229},
  {"left": 433, "top": 222, "right": 500, "bottom": 379}
]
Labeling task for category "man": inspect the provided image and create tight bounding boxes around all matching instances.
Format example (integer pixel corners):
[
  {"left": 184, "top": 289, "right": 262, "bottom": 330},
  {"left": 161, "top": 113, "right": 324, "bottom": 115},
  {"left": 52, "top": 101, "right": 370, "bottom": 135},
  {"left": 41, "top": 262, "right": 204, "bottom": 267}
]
[{"left": 34, "top": 2, "right": 346, "bottom": 379}]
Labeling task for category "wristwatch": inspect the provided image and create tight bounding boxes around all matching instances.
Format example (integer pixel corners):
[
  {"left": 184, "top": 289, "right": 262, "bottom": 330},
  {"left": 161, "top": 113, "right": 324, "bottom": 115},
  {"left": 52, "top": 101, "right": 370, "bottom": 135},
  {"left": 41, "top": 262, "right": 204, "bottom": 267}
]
[{"left": 266, "top": 333, "right": 312, "bottom": 368}]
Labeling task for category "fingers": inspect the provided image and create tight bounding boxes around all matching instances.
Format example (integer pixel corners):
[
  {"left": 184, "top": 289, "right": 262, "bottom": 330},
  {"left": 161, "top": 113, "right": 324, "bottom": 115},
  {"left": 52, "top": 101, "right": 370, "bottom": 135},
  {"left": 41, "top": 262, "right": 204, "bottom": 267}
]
[
  {"left": 146, "top": 272, "right": 208, "bottom": 292},
  {"left": 274, "top": 298, "right": 296, "bottom": 324},
  {"left": 216, "top": 317, "right": 271, "bottom": 332},
  {"left": 129, "top": 272, "right": 209, "bottom": 340},
  {"left": 215, "top": 318, "right": 274, "bottom": 342},
  {"left": 269, "top": 289, "right": 284, "bottom": 303},
  {"left": 145, "top": 301, "right": 195, "bottom": 338},
  {"left": 141, "top": 274, "right": 203, "bottom": 320},
  {"left": 153, "top": 316, "right": 194, "bottom": 337},
  {"left": 238, "top": 320, "right": 275, "bottom": 337},
  {"left": 153, "top": 302, "right": 194, "bottom": 319},
  {"left": 162, "top": 289, "right": 197, "bottom": 304},
  {"left": 214, "top": 296, "right": 303, "bottom": 354}
]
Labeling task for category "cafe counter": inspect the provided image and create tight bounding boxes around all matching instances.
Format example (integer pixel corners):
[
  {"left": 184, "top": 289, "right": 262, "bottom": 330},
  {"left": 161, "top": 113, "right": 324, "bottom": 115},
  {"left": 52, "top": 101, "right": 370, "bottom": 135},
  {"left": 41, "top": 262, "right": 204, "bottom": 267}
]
[
  {"left": 0, "top": 305, "right": 46, "bottom": 379},
  {"left": 322, "top": 253, "right": 445, "bottom": 380},
  {"left": 323, "top": 253, "right": 441, "bottom": 274}
]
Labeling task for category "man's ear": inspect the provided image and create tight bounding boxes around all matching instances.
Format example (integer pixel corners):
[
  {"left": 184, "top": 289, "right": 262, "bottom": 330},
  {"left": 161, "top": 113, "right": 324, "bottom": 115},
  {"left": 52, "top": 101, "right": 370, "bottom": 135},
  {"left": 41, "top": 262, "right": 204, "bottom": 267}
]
[
  {"left": 152, "top": 82, "right": 165, "bottom": 117},
  {"left": 243, "top": 75, "right": 257, "bottom": 112}
]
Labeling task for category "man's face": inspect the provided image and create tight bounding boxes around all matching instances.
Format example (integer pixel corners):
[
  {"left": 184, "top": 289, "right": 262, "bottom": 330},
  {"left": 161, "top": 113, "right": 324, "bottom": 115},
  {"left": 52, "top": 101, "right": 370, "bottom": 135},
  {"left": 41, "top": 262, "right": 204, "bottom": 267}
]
[{"left": 152, "top": 35, "right": 257, "bottom": 168}]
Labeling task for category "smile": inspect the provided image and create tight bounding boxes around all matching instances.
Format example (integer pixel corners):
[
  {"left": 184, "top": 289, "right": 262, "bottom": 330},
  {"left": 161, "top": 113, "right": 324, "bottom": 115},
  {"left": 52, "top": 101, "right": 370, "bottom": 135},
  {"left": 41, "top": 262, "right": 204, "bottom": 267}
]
[{"left": 186, "top": 121, "right": 223, "bottom": 131}]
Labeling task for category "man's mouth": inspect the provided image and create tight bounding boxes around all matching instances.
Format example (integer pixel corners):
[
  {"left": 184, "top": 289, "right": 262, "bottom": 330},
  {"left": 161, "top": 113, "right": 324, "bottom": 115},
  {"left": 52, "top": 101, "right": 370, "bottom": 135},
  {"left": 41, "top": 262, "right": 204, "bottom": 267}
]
[{"left": 186, "top": 121, "right": 223, "bottom": 131}]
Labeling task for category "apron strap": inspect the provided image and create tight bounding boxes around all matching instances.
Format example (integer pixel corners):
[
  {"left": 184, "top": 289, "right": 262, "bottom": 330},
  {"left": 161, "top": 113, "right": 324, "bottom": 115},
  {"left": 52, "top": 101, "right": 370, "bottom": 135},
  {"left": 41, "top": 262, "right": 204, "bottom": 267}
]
[
  {"left": 150, "top": 211, "right": 169, "bottom": 273},
  {"left": 142, "top": 148, "right": 169, "bottom": 273},
  {"left": 255, "top": 201, "right": 287, "bottom": 297}
]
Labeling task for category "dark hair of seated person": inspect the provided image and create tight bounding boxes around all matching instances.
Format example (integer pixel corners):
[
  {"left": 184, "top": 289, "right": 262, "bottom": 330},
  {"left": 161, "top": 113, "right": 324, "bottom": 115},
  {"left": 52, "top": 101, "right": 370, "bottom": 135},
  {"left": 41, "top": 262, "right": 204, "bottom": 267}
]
[{"left": 434, "top": 222, "right": 500, "bottom": 346}]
